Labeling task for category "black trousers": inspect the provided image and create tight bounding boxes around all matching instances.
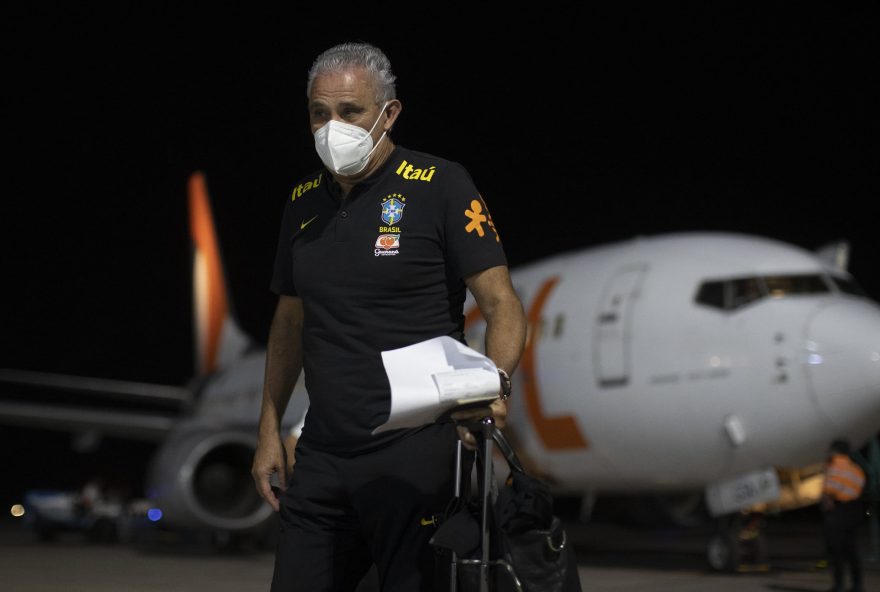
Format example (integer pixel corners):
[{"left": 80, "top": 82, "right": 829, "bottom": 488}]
[
  {"left": 271, "top": 422, "right": 459, "bottom": 592},
  {"left": 824, "top": 501, "right": 865, "bottom": 590}
]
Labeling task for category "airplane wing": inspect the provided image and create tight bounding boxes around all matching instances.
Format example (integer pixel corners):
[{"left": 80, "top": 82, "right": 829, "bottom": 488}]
[
  {"left": 0, "top": 369, "right": 193, "bottom": 405},
  {"left": 0, "top": 368, "right": 192, "bottom": 442},
  {"left": 0, "top": 401, "right": 177, "bottom": 441}
]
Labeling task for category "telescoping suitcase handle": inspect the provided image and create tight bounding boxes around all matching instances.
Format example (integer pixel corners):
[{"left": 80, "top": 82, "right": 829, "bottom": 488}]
[
  {"left": 446, "top": 416, "right": 499, "bottom": 592},
  {"left": 451, "top": 416, "right": 526, "bottom": 592}
]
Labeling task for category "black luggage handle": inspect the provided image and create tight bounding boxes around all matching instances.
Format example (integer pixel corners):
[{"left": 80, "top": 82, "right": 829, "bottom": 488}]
[
  {"left": 456, "top": 416, "right": 527, "bottom": 476},
  {"left": 491, "top": 428, "right": 526, "bottom": 476}
]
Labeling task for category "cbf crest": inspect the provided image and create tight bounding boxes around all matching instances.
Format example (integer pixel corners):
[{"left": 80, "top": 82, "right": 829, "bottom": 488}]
[{"left": 380, "top": 194, "right": 406, "bottom": 225}]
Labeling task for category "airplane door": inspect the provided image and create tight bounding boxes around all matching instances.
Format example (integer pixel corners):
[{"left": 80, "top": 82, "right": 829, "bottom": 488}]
[{"left": 594, "top": 265, "right": 647, "bottom": 387}]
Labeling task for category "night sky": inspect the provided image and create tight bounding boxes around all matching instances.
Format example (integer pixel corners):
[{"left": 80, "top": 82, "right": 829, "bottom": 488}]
[{"left": 2, "top": 5, "right": 878, "bottom": 501}]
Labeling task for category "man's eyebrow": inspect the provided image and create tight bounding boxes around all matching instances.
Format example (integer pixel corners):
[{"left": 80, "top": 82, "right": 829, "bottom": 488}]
[{"left": 309, "top": 100, "right": 365, "bottom": 111}]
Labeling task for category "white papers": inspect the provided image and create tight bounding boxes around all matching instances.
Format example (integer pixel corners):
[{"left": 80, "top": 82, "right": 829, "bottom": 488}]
[{"left": 373, "top": 336, "right": 500, "bottom": 434}]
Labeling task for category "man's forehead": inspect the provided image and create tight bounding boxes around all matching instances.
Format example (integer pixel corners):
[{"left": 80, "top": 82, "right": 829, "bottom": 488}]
[{"left": 310, "top": 68, "right": 376, "bottom": 104}]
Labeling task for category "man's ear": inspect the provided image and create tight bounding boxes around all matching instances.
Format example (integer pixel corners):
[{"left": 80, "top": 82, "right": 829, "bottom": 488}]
[{"left": 384, "top": 99, "right": 402, "bottom": 131}]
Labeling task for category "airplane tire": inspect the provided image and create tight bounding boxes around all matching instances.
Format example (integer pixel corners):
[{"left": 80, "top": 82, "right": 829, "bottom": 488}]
[
  {"left": 745, "top": 532, "right": 769, "bottom": 565},
  {"left": 757, "top": 533, "right": 769, "bottom": 563},
  {"left": 706, "top": 532, "right": 740, "bottom": 572}
]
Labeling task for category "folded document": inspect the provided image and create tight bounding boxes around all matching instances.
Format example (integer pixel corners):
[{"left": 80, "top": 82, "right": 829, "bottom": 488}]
[{"left": 373, "top": 336, "right": 500, "bottom": 434}]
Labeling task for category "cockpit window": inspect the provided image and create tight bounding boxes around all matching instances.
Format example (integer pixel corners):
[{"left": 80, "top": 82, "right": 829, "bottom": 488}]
[
  {"left": 730, "top": 277, "right": 763, "bottom": 308},
  {"left": 695, "top": 273, "right": 833, "bottom": 311},
  {"left": 695, "top": 281, "right": 725, "bottom": 308},
  {"left": 764, "top": 274, "right": 829, "bottom": 298}
]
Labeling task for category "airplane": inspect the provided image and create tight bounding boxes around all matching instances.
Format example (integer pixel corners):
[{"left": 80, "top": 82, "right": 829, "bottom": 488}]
[
  {"left": 2, "top": 172, "right": 879, "bottom": 570},
  {"left": 462, "top": 229, "right": 880, "bottom": 569}
]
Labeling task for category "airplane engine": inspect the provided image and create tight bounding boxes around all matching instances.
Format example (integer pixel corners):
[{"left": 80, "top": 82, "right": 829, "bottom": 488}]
[{"left": 145, "top": 425, "right": 273, "bottom": 535}]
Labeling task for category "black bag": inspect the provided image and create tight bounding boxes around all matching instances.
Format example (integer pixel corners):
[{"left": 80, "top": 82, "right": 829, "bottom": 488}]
[{"left": 430, "top": 423, "right": 582, "bottom": 592}]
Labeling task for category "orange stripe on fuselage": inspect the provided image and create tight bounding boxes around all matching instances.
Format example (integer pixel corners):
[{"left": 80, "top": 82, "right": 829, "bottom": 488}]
[
  {"left": 463, "top": 304, "right": 484, "bottom": 332},
  {"left": 188, "top": 172, "right": 227, "bottom": 374},
  {"left": 464, "top": 277, "right": 589, "bottom": 450}
]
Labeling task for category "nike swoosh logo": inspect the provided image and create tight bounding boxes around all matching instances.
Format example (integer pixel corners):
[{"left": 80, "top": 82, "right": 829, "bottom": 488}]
[
  {"left": 419, "top": 517, "right": 436, "bottom": 527},
  {"left": 300, "top": 215, "right": 318, "bottom": 230}
]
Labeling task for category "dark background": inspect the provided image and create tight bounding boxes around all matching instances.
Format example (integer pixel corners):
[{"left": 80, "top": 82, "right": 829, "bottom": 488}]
[{"left": 1, "top": 4, "right": 877, "bottom": 504}]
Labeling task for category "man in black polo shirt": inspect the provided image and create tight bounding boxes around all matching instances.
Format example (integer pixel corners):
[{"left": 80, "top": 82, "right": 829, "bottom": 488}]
[{"left": 252, "top": 41, "right": 526, "bottom": 592}]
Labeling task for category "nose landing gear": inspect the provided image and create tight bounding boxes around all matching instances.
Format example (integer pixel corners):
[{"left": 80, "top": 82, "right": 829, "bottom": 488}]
[{"left": 707, "top": 511, "right": 769, "bottom": 572}]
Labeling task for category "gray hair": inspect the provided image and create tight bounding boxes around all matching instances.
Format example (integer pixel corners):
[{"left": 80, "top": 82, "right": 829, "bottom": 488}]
[{"left": 306, "top": 42, "right": 397, "bottom": 104}]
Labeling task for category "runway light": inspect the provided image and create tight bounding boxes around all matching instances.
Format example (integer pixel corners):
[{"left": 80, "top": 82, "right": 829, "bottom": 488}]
[
  {"left": 10, "top": 504, "right": 25, "bottom": 518},
  {"left": 147, "top": 508, "right": 163, "bottom": 522}
]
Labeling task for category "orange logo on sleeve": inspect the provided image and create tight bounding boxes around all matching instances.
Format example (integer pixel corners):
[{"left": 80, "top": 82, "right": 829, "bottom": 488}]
[{"left": 464, "top": 200, "right": 487, "bottom": 237}]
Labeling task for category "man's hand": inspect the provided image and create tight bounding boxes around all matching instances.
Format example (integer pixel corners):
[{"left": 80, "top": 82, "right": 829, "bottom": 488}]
[
  {"left": 252, "top": 433, "right": 288, "bottom": 512},
  {"left": 451, "top": 397, "right": 507, "bottom": 451}
]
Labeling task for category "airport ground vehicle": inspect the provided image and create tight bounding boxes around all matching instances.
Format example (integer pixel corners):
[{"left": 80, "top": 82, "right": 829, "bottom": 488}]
[{"left": 20, "top": 487, "right": 152, "bottom": 543}]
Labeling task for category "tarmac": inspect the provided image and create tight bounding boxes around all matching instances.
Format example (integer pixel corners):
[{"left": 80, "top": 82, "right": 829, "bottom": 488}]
[{"left": 2, "top": 510, "right": 878, "bottom": 592}]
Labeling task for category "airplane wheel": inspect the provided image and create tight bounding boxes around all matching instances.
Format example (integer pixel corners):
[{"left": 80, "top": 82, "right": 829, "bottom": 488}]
[
  {"left": 756, "top": 533, "right": 769, "bottom": 563},
  {"left": 746, "top": 532, "right": 769, "bottom": 565},
  {"left": 707, "top": 533, "right": 740, "bottom": 572}
]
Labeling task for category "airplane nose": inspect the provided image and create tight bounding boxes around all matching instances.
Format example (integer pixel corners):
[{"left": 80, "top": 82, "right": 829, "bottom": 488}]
[{"left": 805, "top": 301, "right": 880, "bottom": 438}]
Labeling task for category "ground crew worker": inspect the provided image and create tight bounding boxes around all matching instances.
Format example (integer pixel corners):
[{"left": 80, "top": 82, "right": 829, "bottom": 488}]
[{"left": 821, "top": 438, "right": 866, "bottom": 592}]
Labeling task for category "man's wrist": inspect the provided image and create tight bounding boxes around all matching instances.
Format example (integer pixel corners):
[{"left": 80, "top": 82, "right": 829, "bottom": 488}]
[{"left": 498, "top": 368, "right": 512, "bottom": 400}]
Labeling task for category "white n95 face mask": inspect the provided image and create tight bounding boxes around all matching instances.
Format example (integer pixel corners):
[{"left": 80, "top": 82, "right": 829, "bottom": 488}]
[{"left": 314, "top": 102, "right": 388, "bottom": 176}]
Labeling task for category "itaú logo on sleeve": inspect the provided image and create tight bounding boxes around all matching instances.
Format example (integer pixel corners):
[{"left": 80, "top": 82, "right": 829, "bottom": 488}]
[{"left": 374, "top": 234, "right": 400, "bottom": 257}]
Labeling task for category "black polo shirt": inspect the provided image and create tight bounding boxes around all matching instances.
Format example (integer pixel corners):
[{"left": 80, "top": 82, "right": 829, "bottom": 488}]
[{"left": 270, "top": 146, "right": 508, "bottom": 454}]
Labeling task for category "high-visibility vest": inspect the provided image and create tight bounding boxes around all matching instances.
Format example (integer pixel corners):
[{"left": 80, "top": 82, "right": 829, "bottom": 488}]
[{"left": 824, "top": 453, "right": 866, "bottom": 502}]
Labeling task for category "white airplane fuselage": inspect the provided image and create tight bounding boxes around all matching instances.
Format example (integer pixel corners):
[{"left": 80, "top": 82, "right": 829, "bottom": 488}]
[{"left": 465, "top": 232, "right": 880, "bottom": 495}]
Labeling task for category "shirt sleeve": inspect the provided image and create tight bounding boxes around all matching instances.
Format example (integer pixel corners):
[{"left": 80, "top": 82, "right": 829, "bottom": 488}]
[
  {"left": 270, "top": 202, "right": 298, "bottom": 296},
  {"left": 443, "top": 161, "right": 508, "bottom": 279}
]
